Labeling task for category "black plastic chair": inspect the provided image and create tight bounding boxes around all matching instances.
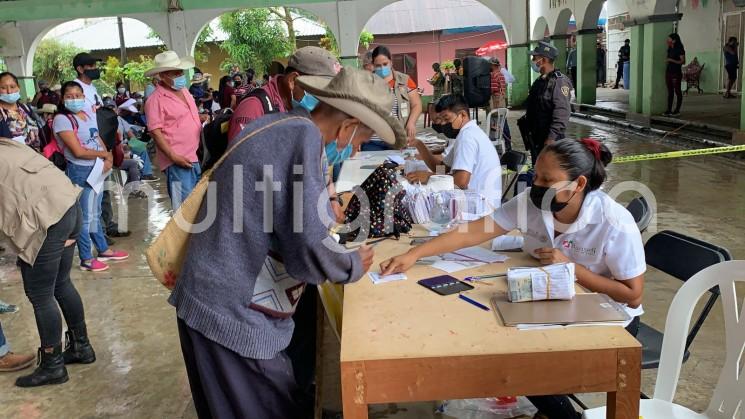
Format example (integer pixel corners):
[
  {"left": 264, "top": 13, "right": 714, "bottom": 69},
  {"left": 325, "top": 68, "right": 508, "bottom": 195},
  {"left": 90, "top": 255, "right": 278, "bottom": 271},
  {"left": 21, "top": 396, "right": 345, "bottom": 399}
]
[
  {"left": 500, "top": 150, "right": 527, "bottom": 203},
  {"left": 626, "top": 196, "right": 652, "bottom": 233},
  {"left": 638, "top": 230, "right": 731, "bottom": 372}
]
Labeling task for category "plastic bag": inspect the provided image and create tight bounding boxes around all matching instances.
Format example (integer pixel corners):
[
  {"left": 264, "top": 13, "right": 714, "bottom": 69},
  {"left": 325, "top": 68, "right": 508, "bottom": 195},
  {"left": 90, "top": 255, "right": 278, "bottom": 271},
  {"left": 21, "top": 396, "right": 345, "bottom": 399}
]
[{"left": 436, "top": 396, "right": 537, "bottom": 419}]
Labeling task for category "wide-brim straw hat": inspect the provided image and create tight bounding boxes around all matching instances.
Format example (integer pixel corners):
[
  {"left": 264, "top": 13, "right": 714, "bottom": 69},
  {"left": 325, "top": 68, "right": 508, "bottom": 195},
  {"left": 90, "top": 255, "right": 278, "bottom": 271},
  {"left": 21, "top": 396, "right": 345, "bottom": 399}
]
[
  {"left": 296, "top": 67, "right": 407, "bottom": 148},
  {"left": 145, "top": 51, "right": 195, "bottom": 77}
]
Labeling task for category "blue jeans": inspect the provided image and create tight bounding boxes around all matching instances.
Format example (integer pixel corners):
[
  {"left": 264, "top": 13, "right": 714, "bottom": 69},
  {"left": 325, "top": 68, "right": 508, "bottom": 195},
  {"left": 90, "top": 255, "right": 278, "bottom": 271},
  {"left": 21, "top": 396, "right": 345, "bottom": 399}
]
[
  {"left": 66, "top": 162, "right": 109, "bottom": 261},
  {"left": 134, "top": 149, "right": 153, "bottom": 176},
  {"left": 0, "top": 322, "right": 8, "bottom": 357},
  {"left": 165, "top": 163, "right": 201, "bottom": 210}
]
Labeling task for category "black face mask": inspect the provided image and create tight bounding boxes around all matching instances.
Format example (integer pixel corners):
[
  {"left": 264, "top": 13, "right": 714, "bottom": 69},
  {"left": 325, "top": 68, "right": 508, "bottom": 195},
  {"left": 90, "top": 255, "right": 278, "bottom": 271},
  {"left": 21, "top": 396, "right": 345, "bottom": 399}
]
[
  {"left": 432, "top": 123, "right": 444, "bottom": 134},
  {"left": 529, "top": 185, "right": 577, "bottom": 213},
  {"left": 84, "top": 69, "right": 101, "bottom": 80},
  {"left": 441, "top": 123, "right": 460, "bottom": 139}
]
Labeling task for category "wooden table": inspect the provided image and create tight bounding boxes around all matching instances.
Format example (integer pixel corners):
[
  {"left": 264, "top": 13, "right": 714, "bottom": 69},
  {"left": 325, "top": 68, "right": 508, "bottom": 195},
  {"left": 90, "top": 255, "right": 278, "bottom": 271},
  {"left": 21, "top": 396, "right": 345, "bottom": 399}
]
[{"left": 339, "top": 232, "right": 641, "bottom": 419}]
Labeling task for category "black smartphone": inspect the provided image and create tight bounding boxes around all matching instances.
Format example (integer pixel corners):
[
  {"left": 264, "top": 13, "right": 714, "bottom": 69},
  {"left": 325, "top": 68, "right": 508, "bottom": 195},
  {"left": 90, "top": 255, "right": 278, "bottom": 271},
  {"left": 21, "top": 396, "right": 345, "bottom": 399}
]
[{"left": 417, "top": 275, "right": 474, "bottom": 296}]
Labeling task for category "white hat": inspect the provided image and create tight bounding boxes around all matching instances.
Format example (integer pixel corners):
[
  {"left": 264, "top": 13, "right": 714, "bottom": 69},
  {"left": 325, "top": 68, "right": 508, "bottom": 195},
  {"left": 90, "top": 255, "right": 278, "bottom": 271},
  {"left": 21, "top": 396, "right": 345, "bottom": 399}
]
[
  {"left": 118, "top": 98, "right": 139, "bottom": 113},
  {"left": 144, "top": 51, "right": 195, "bottom": 77}
]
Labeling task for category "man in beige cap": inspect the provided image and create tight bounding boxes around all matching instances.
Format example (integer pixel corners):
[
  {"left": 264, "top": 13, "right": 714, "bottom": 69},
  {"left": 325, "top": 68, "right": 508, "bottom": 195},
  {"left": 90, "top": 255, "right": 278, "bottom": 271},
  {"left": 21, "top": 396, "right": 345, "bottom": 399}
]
[
  {"left": 143, "top": 50, "right": 201, "bottom": 210},
  {"left": 169, "top": 67, "right": 405, "bottom": 418}
]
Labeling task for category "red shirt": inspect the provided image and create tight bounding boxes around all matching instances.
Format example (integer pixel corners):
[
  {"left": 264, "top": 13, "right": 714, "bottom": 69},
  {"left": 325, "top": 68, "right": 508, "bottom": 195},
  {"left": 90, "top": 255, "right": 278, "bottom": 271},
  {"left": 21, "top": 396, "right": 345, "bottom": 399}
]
[
  {"left": 228, "top": 76, "right": 286, "bottom": 142},
  {"left": 490, "top": 70, "right": 506, "bottom": 97}
]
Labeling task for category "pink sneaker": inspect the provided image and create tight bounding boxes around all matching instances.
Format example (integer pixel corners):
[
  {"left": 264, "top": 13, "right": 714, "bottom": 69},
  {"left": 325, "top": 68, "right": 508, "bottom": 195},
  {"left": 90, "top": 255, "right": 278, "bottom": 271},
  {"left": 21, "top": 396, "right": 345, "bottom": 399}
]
[
  {"left": 80, "top": 259, "right": 109, "bottom": 272},
  {"left": 97, "top": 250, "right": 129, "bottom": 261}
]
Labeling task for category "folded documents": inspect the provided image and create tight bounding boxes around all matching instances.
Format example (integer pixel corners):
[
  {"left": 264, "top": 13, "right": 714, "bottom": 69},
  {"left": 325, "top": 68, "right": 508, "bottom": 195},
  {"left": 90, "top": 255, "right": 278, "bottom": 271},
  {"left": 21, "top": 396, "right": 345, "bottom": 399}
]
[
  {"left": 369, "top": 272, "right": 407, "bottom": 284},
  {"left": 507, "top": 263, "right": 576, "bottom": 302}
]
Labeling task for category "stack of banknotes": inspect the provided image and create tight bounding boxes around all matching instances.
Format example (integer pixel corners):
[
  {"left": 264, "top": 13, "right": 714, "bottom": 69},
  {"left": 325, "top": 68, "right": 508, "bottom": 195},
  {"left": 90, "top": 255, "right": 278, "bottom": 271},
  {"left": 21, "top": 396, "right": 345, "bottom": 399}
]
[{"left": 507, "top": 262, "right": 576, "bottom": 302}]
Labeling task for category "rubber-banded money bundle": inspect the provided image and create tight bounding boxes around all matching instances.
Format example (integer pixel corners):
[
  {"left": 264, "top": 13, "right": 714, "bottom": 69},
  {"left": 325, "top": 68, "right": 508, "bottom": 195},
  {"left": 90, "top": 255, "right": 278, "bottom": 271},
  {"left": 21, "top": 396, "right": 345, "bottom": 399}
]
[{"left": 507, "top": 263, "right": 576, "bottom": 302}]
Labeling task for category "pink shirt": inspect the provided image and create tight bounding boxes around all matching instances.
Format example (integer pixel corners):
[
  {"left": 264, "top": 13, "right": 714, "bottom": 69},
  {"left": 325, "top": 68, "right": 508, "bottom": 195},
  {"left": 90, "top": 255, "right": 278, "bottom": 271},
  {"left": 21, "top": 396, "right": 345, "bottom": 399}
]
[
  {"left": 228, "top": 76, "right": 287, "bottom": 142},
  {"left": 145, "top": 84, "right": 202, "bottom": 171}
]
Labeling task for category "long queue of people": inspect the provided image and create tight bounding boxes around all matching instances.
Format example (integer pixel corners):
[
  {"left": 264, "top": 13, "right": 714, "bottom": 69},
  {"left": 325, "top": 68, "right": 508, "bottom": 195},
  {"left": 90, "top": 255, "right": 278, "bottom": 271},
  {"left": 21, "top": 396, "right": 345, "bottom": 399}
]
[{"left": 1, "top": 43, "right": 645, "bottom": 419}]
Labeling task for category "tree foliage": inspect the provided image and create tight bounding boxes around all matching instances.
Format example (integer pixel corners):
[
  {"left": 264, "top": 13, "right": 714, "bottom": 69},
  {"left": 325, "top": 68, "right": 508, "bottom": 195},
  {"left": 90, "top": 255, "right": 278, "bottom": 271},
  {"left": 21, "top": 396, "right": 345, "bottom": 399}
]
[
  {"left": 320, "top": 28, "right": 374, "bottom": 58},
  {"left": 32, "top": 39, "right": 84, "bottom": 85},
  {"left": 218, "top": 8, "right": 293, "bottom": 74}
]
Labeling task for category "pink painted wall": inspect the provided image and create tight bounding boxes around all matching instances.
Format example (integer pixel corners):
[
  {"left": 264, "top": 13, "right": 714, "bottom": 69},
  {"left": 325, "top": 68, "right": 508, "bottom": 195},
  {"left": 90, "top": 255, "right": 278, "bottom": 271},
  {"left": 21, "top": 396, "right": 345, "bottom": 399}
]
[{"left": 369, "top": 29, "right": 508, "bottom": 96}]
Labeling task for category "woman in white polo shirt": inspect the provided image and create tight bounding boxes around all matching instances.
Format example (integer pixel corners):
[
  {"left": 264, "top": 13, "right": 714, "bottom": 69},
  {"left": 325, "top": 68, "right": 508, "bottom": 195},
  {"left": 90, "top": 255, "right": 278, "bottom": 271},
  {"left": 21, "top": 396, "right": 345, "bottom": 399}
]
[
  {"left": 383, "top": 138, "right": 645, "bottom": 419},
  {"left": 407, "top": 94, "right": 502, "bottom": 207}
]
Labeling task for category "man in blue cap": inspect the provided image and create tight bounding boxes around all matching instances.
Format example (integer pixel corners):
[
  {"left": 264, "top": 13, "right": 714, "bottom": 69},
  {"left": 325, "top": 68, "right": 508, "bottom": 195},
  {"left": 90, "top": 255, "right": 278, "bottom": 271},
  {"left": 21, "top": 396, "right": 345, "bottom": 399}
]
[{"left": 517, "top": 41, "right": 572, "bottom": 165}]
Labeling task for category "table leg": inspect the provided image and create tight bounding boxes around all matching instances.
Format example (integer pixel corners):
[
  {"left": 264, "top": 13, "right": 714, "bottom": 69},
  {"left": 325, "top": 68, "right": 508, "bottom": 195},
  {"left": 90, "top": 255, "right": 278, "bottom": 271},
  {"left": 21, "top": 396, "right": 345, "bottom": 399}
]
[
  {"left": 606, "top": 347, "right": 641, "bottom": 419},
  {"left": 341, "top": 361, "right": 369, "bottom": 419}
]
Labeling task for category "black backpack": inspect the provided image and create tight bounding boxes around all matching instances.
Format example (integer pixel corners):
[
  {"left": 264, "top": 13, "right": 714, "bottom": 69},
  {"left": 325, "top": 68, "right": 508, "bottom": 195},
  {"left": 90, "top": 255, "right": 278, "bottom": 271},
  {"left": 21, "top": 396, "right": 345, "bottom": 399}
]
[{"left": 202, "top": 88, "right": 279, "bottom": 171}]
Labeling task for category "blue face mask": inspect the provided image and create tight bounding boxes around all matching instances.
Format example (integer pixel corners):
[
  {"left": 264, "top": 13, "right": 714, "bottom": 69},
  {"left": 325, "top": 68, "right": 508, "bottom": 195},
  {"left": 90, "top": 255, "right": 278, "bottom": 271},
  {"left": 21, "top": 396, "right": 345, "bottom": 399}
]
[
  {"left": 530, "top": 59, "right": 542, "bottom": 73},
  {"left": 65, "top": 99, "right": 86, "bottom": 113},
  {"left": 374, "top": 65, "right": 392, "bottom": 78},
  {"left": 171, "top": 74, "right": 187, "bottom": 90},
  {"left": 0, "top": 92, "right": 20, "bottom": 104},
  {"left": 291, "top": 92, "right": 319, "bottom": 112},
  {"left": 325, "top": 125, "right": 358, "bottom": 166}
]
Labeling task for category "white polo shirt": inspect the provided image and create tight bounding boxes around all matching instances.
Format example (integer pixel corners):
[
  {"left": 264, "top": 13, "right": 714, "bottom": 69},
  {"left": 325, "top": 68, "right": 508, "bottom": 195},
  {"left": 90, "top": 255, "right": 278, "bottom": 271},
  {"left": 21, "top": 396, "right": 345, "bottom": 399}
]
[
  {"left": 74, "top": 78, "right": 101, "bottom": 115},
  {"left": 448, "top": 119, "right": 502, "bottom": 207},
  {"left": 492, "top": 189, "right": 646, "bottom": 319}
]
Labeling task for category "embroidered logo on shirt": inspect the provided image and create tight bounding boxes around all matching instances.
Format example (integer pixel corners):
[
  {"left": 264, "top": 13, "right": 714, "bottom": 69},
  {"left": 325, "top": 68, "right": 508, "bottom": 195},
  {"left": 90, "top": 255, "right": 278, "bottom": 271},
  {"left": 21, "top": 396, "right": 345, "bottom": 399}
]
[{"left": 563, "top": 239, "right": 597, "bottom": 256}]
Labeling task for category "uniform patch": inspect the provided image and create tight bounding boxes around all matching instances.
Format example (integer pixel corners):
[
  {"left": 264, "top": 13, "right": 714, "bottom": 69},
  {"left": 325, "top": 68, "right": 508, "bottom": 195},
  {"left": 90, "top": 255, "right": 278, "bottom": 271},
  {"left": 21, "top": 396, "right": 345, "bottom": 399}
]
[{"left": 561, "top": 86, "right": 570, "bottom": 97}]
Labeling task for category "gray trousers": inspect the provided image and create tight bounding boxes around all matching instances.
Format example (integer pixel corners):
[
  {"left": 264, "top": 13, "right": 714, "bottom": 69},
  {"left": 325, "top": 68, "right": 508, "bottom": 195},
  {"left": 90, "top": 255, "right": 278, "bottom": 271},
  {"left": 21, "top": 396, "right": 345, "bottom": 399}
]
[{"left": 177, "top": 319, "right": 301, "bottom": 419}]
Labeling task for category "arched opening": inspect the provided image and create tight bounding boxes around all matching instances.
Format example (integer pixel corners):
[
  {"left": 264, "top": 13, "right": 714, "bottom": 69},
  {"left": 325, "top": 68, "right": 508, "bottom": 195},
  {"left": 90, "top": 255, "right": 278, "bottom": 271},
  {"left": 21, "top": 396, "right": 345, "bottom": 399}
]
[
  {"left": 532, "top": 16, "right": 550, "bottom": 41},
  {"left": 362, "top": 0, "right": 508, "bottom": 97},
  {"left": 31, "top": 17, "right": 166, "bottom": 96},
  {"left": 189, "top": 6, "right": 331, "bottom": 90}
]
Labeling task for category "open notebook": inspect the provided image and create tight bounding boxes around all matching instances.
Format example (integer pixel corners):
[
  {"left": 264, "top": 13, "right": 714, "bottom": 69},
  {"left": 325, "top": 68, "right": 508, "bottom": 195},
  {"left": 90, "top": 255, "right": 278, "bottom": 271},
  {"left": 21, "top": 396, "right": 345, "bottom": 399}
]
[{"left": 491, "top": 293, "right": 630, "bottom": 328}]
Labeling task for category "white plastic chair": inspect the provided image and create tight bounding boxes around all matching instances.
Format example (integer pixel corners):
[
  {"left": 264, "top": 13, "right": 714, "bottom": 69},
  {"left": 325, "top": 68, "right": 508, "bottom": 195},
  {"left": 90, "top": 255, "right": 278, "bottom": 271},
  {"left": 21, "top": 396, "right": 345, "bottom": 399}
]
[
  {"left": 483, "top": 108, "right": 508, "bottom": 155},
  {"left": 584, "top": 260, "right": 745, "bottom": 419}
]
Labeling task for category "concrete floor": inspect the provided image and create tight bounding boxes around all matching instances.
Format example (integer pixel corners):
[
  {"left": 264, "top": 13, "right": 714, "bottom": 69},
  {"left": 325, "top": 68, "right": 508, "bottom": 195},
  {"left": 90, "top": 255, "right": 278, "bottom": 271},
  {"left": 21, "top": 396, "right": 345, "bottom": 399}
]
[
  {"left": 593, "top": 87, "right": 742, "bottom": 129},
  {"left": 1, "top": 118, "right": 744, "bottom": 419}
]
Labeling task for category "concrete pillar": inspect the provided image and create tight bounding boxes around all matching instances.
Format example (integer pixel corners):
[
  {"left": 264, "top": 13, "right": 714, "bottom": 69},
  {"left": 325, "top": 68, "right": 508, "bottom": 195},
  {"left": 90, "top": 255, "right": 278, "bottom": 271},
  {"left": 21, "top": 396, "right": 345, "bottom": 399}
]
[
  {"left": 165, "top": 10, "right": 190, "bottom": 58},
  {"left": 576, "top": 29, "right": 599, "bottom": 105},
  {"left": 507, "top": 44, "right": 531, "bottom": 107},
  {"left": 529, "top": 41, "right": 540, "bottom": 84},
  {"left": 340, "top": 57, "right": 359, "bottom": 69},
  {"left": 628, "top": 24, "right": 645, "bottom": 114},
  {"left": 641, "top": 20, "right": 675, "bottom": 116},
  {"left": 550, "top": 35, "right": 569, "bottom": 75}
]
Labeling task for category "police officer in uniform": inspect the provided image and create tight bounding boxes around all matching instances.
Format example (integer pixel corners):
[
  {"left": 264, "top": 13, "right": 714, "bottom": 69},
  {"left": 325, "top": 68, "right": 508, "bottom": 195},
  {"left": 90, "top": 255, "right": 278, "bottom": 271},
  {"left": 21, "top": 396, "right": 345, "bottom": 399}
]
[{"left": 518, "top": 41, "right": 572, "bottom": 165}]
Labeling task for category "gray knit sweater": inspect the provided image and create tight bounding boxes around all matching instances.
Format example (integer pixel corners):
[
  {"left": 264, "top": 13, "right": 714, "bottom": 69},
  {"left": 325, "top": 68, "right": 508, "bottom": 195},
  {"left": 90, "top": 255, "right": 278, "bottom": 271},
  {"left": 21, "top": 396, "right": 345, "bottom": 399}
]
[{"left": 169, "top": 110, "right": 363, "bottom": 359}]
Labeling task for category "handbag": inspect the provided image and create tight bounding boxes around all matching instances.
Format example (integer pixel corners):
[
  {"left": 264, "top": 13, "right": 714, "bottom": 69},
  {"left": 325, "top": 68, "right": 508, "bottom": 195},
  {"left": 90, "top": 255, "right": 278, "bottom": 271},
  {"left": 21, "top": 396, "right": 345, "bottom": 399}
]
[
  {"left": 342, "top": 163, "right": 413, "bottom": 240},
  {"left": 145, "top": 116, "right": 305, "bottom": 289}
]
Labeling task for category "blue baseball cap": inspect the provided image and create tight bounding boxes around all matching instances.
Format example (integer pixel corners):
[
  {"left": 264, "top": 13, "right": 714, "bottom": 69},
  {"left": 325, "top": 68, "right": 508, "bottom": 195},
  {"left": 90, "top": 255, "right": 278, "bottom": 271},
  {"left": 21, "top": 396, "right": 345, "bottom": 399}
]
[{"left": 528, "top": 41, "right": 559, "bottom": 60}]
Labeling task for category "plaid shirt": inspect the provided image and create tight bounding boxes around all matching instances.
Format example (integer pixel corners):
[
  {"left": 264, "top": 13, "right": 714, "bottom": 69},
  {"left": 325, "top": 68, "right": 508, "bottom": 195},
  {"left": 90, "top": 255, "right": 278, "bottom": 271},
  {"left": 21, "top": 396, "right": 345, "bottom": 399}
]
[{"left": 490, "top": 70, "right": 506, "bottom": 97}]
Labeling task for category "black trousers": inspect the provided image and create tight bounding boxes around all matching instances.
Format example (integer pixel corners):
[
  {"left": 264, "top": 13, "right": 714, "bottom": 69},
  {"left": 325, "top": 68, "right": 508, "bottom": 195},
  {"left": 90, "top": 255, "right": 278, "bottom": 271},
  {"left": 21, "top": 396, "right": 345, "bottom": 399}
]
[
  {"left": 527, "top": 316, "right": 641, "bottom": 419},
  {"left": 177, "top": 319, "right": 301, "bottom": 419},
  {"left": 18, "top": 203, "right": 87, "bottom": 348},
  {"left": 614, "top": 63, "right": 625, "bottom": 88},
  {"left": 666, "top": 71, "right": 683, "bottom": 113},
  {"left": 286, "top": 286, "right": 318, "bottom": 418},
  {"left": 100, "top": 190, "right": 118, "bottom": 234}
]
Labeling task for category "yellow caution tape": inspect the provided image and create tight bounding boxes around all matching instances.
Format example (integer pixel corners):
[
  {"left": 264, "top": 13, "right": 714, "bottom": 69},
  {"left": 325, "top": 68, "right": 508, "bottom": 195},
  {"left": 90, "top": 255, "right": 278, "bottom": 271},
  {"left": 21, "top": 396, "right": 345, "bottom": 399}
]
[{"left": 614, "top": 145, "right": 745, "bottom": 163}]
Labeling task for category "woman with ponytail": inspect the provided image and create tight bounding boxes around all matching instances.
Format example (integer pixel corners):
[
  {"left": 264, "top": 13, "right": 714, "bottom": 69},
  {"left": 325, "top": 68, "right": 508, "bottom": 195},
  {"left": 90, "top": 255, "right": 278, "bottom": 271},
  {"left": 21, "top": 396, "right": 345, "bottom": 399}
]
[{"left": 381, "top": 138, "right": 646, "bottom": 419}]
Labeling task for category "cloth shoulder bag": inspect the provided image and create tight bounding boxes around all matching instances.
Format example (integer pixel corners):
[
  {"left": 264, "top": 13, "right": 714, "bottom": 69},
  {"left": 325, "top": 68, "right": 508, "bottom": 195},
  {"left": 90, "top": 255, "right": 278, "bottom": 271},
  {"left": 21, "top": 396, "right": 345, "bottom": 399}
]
[{"left": 146, "top": 116, "right": 306, "bottom": 294}]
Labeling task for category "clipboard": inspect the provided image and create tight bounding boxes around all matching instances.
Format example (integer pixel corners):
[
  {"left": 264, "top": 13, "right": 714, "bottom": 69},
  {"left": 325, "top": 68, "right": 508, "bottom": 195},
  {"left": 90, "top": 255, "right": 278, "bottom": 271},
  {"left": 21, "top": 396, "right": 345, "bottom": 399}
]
[{"left": 491, "top": 293, "right": 630, "bottom": 326}]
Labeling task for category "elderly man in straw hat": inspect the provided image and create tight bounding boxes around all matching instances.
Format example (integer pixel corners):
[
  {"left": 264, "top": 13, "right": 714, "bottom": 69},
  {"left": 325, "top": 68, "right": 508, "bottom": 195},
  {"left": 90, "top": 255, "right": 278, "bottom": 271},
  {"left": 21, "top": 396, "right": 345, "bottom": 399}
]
[
  {"left": 169, "top": 67, "right": 405, "bottom": 418},
  {"left": 143, "top": 50, "right": 201, "bottom": 210}
]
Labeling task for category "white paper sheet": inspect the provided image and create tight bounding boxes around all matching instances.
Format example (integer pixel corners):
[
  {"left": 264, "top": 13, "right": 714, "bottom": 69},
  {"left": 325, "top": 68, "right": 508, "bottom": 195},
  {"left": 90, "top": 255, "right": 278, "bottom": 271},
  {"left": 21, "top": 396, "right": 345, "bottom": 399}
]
[
  {"left": 368, "top": 272, "right": 407, "bottom": 284},
  {"left": 386, "top": 155, "right": 405, "bottom": 165},
  {"left": 516, "top": 322, "right": 627, "bottom": 331},
  {"left": 491, "top": 236, "right": 524, "bottom": 251},
  {"left": 86, "top": 158, "right": 111, "bottom": 195},
  {"left": 451, "top": 246, "right": 510, "bottom": 264},
  {"left": 431, "top": 260, "right": 486, "bottom": 273}
]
